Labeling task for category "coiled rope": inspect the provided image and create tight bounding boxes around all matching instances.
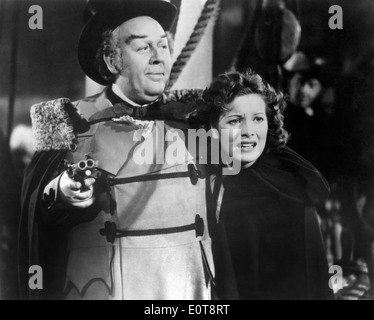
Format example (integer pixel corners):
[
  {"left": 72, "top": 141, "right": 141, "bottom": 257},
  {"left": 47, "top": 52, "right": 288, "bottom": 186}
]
[{"left": 166, "top": 0, "right": 221, "bottom": 90}]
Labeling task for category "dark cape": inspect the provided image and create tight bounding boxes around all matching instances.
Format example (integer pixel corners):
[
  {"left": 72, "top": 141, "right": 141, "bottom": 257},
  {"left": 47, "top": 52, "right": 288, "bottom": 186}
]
[
  {"left": 211, "top": 147, "right": 334, "bottom": 300},
  {"left": 19, "top": 150, "right": 68, "bottom": 299}
]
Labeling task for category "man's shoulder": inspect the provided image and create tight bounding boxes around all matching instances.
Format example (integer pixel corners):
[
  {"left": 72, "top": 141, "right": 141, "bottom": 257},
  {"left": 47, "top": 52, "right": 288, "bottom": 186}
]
[
  {"left": 161, "top": 89, "right": 204, "bottom": 129},
  {"left": 30, "top": 88, "right": 204, "bottom": 151},
  {"left": 30, "top": 89, "right": 110, "bottom": 152},
  {"left": 74, "top": 90, "right": 111, "bottom": 116}
]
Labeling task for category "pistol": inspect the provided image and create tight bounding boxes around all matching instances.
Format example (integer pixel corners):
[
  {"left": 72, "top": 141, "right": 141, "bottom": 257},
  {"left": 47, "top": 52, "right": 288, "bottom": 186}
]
[{"left": 66, "top": 154, "right": 98, "bottom": 186}]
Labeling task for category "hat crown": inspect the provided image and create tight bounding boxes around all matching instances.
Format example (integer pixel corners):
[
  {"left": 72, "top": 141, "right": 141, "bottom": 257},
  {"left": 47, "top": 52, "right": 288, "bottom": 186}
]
[{"left": 79, "top": 0, "right": 178, "bottom": 85}]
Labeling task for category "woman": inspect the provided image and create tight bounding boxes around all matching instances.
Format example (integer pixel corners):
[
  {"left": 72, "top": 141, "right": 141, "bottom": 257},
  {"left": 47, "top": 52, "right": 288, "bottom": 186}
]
[{"left": 200, "top": 70, "right": 333, "bottom": 300}]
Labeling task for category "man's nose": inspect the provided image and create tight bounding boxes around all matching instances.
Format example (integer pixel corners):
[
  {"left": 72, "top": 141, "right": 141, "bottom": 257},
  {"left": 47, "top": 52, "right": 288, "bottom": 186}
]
[
  {"left": 300, "top": 83, "right": 311, "bottom": 94},
  {"left": 150, "top": 47, "right": 163, "bottom": 64}
]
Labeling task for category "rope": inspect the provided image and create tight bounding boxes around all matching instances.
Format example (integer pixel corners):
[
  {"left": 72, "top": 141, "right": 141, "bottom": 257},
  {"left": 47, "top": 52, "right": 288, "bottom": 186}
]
[{"left": 166, "top": 0, "right": 221, "bottom": 90}]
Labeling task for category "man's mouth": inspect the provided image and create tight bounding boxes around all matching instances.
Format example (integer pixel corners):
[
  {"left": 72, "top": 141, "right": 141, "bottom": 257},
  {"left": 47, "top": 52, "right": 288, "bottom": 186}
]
[{"left": 146, "top": 72, "right": 164, "bottom": 81}]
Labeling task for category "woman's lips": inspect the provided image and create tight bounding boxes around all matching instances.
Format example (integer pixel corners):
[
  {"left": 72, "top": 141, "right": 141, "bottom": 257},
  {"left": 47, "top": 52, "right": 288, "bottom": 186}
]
[{"left": 239, "top": 141, "right": 257, "bottom": 151}]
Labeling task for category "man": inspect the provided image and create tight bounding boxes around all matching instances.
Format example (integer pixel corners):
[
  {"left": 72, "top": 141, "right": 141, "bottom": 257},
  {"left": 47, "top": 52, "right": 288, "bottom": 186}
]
[
  {"left": 282, "top": 52, "right": 333, "bottom": 174},
  {"left": 19, "top": 0, "right": 214, "bottom": 300}
]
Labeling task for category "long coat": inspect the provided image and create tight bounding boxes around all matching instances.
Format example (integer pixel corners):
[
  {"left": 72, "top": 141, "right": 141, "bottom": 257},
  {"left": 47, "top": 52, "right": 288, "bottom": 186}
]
[
  {"left": 19, "top": 88, "right": 214, "bottom": 300},
  {"left": 210, "top": 147, "right": 334, "bottom": 300}
]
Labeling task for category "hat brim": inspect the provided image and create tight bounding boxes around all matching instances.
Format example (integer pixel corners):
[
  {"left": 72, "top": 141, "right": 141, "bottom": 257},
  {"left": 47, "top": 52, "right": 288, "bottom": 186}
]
[{"left": 78, "top": 0, "right": 177, "bottom": 86}]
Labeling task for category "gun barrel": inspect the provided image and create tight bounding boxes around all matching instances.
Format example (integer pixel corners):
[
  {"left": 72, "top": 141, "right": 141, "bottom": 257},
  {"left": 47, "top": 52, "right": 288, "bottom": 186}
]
[
  {"left": 76, "top": 159, "right": 97, "bottom": 171},
  {"left": 86, "top": 159, "right": 96, "bottom": 169},
  {"left": 78, "top": 161, "right": 87, "bottom": 170}
]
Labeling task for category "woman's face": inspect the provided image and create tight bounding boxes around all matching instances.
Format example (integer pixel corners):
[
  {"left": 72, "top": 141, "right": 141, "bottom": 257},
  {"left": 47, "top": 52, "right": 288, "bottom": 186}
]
[{"left": 217, "top": 94, "right": 268, "bottom": 169}]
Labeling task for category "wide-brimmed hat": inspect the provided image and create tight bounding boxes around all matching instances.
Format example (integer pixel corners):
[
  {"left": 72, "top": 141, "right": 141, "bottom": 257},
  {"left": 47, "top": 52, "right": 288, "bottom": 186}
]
[
  {"left": 283, "top": 51, "right": 329, "bottom": 85},
  {"left": 78, "top": 0, "right": 178, "bottom": 85}
]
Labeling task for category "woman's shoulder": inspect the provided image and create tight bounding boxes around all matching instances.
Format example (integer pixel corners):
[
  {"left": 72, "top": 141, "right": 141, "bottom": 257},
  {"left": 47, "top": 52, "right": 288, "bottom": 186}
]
[{"left": 256, "top": 147, "right": 330, "bottom": 205}]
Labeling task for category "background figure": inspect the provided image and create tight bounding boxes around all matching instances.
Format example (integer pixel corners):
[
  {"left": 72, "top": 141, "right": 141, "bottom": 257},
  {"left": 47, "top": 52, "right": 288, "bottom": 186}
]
[
  {"left": 282, "top": 51, "right": 343, "bottom": 270},
  {"left": 0, "top": 125, "right": 33, "bottom": 299},
  {"left": 9, "top": 124, "right": 34, "bottom": 177},
  {"left": 282, "top": 51, "right": 336, "bottom": 181}
]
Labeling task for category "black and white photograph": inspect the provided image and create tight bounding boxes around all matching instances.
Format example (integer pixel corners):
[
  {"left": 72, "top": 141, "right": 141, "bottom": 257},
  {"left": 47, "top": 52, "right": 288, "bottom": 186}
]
[{"left": 0, "top": 0, "right": 374, "bottom": 305}]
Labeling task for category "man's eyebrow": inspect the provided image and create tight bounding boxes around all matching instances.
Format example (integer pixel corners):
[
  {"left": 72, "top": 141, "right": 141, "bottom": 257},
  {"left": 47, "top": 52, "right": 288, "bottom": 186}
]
[
  {"left": 125, "top": 35, "right": 147, "bottom": 45},
  {"left": 125, "top": 34, "right": 167, "bottom": 45}
]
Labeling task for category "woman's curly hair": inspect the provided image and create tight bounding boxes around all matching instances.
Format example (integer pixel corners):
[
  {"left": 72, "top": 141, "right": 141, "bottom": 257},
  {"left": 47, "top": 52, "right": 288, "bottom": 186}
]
[{"left": 200, "top": 69, "right": 289, "bottom": 151}]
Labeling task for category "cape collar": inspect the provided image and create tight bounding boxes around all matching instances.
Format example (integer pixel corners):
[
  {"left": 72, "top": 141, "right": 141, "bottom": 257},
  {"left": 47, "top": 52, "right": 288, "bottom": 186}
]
[{"left": 222, "top": 147, "right": 330, "bottom": 206}]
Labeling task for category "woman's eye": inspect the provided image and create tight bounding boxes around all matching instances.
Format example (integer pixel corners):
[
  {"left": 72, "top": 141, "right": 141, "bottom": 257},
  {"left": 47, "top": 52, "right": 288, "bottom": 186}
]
[
  {"left": 228, "top": 119, "right": 240, "bottom": 125},
  {"left": 254, "top": 117, "right": 264, "bottom": 123}
]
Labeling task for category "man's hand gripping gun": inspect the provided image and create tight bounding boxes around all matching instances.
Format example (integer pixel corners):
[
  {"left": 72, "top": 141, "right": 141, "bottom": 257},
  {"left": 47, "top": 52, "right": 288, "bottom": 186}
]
[{"left": 65, "top": 154, "right": 99, "bottom": 190}]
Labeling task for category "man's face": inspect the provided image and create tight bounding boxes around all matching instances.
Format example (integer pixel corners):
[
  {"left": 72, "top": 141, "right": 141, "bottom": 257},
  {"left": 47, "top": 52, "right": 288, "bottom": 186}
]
[
  {"left": 289, "top": 73, "right": 322, "bottom": 109},
  {"left": 112, "top": 16, "right": 172, "bottom": 104}
]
